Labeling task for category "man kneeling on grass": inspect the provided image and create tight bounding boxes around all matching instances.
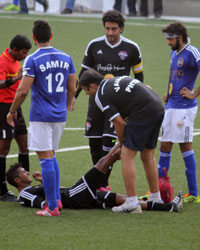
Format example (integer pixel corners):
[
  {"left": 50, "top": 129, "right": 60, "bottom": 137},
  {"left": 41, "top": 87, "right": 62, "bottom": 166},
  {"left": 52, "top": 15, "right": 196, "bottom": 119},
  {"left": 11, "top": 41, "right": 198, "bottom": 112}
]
[{"left": 6, "top": 143, "right": 183, "bottom": 215}]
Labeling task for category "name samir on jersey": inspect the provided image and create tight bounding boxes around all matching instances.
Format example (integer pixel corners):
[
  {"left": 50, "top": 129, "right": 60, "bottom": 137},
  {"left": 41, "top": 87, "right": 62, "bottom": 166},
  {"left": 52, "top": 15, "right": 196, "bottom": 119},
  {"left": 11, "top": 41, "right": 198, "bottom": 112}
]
[{"left": 39, "top": 60, "right": 70, "bottom": 72}]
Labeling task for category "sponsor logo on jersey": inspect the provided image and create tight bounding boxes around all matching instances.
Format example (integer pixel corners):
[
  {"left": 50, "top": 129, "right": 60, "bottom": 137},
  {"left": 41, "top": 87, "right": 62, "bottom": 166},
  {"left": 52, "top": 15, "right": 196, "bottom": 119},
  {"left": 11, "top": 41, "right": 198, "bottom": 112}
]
[
  {"left": 176, "top": 121, "right": 184, "bottom": 129},
  {"left": 118, "top": 51, "right": 128, "bottom": 60},
  {"left": 177, "top": 57, "right": 184, "bottom": 67},
  {"left": 97, "top": 64, "right": 125, "bottom": 72},
  {"left": 168, "top": 83, "right": 173, "bottom": 95},
  {"left": 97, "top": 50, "right": 103, "bottom": 54},
  {"left": 85, "top": 121, "right": 91, "bottom": 131}
]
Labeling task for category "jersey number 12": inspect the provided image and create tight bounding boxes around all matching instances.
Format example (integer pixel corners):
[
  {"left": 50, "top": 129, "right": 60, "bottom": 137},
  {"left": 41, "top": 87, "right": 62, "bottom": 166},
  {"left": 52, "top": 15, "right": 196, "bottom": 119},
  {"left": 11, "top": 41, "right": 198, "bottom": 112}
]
[{"left": 46, "top": 72, "right": 64, "bottom": 93}]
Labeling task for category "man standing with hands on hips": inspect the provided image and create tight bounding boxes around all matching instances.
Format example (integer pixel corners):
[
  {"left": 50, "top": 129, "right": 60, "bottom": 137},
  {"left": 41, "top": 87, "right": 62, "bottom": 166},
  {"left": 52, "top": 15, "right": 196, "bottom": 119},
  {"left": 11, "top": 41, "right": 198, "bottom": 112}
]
[{"left": 158, "top": 22, "right": 200, "bottom": 203}]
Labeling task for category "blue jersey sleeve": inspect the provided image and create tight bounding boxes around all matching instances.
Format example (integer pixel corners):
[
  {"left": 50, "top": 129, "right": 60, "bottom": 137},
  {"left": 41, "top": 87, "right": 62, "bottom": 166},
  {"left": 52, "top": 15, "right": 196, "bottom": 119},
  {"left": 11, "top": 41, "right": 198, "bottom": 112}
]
[{"left": 23, "top": 56, "right": 35, "bottom": 78}]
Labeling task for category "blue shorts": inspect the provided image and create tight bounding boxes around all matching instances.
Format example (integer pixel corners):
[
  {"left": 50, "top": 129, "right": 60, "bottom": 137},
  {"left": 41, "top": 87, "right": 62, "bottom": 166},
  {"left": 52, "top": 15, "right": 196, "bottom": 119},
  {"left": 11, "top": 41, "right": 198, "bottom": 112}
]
[{"left": 123, "top": 114, "right": 164, "bottom": 151}]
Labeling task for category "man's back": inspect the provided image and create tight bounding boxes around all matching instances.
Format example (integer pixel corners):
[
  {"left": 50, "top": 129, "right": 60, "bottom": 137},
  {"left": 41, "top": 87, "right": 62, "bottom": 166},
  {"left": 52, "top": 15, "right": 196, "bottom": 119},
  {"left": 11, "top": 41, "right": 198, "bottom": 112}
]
[
  {"left": 23, "top": 47, "right": 75, "bottom": 122},
  {"left": 96, "top": 76, "right": 164, "bottom": 121}
]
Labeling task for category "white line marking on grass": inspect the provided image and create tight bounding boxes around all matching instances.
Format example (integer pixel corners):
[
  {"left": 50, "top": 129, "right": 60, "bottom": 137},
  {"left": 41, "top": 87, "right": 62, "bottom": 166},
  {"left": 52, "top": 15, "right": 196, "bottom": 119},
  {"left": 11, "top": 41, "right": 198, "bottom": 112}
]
[
  {"left": 0, "top": 14, "right": 200, "bottom": 29},
  {"left": 7, "top": 128, "right": 200, "bottom": 158},
  {"left": 7, "top": 145, "right": 89, "bottom": 158},
  {"left": 64, "top": 128, "right": 84, "bottom": 130}
]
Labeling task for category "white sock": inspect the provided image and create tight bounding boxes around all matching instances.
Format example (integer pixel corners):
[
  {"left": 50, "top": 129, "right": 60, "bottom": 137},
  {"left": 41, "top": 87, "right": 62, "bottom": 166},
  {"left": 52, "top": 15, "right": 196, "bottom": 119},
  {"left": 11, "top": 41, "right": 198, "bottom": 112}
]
[
  {"left": 149, "top": 191, "right": 162, "bottom": 202},
  {"left": 126, "top": 196, "right": 138, "bottom": 206}
]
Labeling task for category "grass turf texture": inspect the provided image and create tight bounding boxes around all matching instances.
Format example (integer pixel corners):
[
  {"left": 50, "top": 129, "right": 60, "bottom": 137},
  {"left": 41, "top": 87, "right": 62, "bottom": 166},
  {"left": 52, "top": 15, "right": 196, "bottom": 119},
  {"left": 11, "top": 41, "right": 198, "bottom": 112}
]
[{"left": 0, "top": 13, "right": 200, "bottom": 250}]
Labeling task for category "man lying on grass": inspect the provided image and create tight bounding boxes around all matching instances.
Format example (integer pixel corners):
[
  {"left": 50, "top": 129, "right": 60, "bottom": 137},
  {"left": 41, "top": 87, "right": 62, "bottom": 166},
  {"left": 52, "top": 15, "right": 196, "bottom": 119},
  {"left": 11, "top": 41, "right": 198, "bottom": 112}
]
[{"left": 6, "top": 143, "right": 183, "bottom": 215}]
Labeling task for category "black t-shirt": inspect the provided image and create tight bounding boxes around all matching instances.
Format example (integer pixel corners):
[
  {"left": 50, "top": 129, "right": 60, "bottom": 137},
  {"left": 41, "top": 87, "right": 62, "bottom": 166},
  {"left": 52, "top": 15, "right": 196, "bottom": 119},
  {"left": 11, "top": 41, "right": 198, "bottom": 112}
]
[
  {"left": 82, "top": 35, "right": 143, "bottom": 78},
  {"left": 19, "top": 185, "right": 46, "bottom": 208},
  {"left": 95, "top": 76, "right": 164, "bottom": 121}
]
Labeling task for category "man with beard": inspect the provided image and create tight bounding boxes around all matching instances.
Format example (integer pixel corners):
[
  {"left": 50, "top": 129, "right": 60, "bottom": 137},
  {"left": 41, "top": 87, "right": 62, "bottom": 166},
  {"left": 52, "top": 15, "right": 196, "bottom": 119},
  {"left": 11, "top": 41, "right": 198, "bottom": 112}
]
[
  {"left": 75, "top": 10, "right": 143, "bottom": 190},
  {"left": 157, "top": 22, "right": 200, "bottom": 203}
]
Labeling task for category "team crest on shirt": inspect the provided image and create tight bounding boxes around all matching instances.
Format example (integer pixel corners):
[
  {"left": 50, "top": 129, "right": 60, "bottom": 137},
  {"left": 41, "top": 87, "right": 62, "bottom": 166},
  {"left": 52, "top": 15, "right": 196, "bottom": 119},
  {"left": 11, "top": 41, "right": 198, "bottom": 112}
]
[
  {"left": 177, "top": 57, "right": 184, "bottom": 67},
  {"left": 176, "top": 121, "right": 184, "bottom": 129},
  {"left": 118, "top": 51, "right": 128, "bottom": 60}
]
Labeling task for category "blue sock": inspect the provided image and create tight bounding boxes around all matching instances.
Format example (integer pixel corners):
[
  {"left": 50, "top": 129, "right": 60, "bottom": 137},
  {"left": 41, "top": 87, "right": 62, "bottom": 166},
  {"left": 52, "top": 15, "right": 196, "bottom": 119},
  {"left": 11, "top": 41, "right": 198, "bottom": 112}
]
[
  {"left": 13, "top": 0, "right": 18, "bottom": 6},
  {"left": 53, "top": 155, "right": 61, "bottom": 200},
  {"left": 40, "top": 158, "right": 57, "bottom": 211},
  {"left": 158, "top": 151, "right": 171, "bottom": 178},
  {"left": 182, "top": 150, "right": 198, "bottom": 197}
]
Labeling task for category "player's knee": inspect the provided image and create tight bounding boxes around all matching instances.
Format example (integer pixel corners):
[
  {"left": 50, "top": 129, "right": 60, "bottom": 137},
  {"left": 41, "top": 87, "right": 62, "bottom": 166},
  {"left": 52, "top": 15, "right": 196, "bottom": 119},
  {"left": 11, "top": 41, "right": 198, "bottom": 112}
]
[
  {"left": 0, "top": 143, "right": 11, "bottom": 155},
  {"left": 102, "top": 136, "right": 115, "bottom": 156},
  {"left": 160, "top": 142, "right": 173, "bottom": 152}
]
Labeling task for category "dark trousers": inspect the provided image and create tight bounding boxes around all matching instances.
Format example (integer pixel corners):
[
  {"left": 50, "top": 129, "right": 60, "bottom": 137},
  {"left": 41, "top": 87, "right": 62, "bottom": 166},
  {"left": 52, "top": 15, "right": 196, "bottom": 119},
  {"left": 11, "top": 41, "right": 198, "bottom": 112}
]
[
  {"left": 20, "top": 0, "right": 45, "bottom": 13},
  {"left": 140, "top": 0, "right": 163, "bottom": 16},
  {"left": 114, "top": 0, "right": 137, "bottom": 15}
]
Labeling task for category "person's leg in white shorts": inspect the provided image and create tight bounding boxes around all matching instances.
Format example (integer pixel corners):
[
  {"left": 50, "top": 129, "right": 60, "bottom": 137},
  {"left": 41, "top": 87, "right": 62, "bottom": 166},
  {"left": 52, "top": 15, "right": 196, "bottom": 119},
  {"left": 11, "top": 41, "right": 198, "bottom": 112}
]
[
  {"left": 158, "top": 107, "right": 199, "bottom": 198},
  {"left": 28, "top": 122, "right": 65, "bottom": 212}
]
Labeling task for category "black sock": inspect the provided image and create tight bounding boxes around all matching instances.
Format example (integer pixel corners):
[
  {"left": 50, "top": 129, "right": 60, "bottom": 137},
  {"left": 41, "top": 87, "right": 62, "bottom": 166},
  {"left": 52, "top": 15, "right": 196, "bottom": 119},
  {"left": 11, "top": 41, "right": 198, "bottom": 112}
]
[
  {"left": 0, "top": 156, "right": 8, "bottom": 196},
  {"left": 147, "top": 201, "right": 173, "bottom": 211},
  {"left": 100, "top": 166, "right": 112, "bottom": 187},
  {"left": 18, "top": 152, "right": 29, "bottom": 172}
]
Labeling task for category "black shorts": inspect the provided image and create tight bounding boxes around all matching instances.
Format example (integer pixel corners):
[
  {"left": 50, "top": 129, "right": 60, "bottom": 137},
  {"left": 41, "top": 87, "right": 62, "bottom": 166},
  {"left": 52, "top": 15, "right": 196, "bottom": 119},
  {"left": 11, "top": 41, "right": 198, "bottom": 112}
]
[
  {"left": 61, "top": 168, "right": 117, "bottom": 209},
  {"left": 123, "top": 113, "right": 164, "bottom": 151},
  {"left": 85, "top": 97, "right": 117, "bottom": 138},
  {"left": 0, "top": 103, "right": 27, "bottom": 139}
]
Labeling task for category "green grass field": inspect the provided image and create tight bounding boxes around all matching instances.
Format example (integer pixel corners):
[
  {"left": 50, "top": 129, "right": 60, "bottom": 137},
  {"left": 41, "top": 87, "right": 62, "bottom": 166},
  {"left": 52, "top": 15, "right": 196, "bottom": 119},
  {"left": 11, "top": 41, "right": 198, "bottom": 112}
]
[{"left": 0, "top": 12, "right": 200, "bottom": 250}]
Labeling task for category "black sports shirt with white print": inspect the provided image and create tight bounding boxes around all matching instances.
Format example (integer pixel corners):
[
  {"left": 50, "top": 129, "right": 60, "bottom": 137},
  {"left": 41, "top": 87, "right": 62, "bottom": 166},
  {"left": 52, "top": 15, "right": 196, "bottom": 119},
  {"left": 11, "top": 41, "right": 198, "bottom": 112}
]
[
  {"left": 82, "top": 35, "right": 143, "bottom": 78},
  {"left": 95, "top": 76, "right": 164, "bottom": 121}
]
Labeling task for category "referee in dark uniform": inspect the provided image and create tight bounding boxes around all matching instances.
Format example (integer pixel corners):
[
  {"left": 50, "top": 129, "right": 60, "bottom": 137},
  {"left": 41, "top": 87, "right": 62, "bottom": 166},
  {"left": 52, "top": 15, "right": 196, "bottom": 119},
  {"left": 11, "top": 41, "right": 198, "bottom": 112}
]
[
  {"left": 79, "top": 69, "right": 164, "bottom": 213},
  {"left": 75, "top": 10, "right": 143, "bottom": 189}
]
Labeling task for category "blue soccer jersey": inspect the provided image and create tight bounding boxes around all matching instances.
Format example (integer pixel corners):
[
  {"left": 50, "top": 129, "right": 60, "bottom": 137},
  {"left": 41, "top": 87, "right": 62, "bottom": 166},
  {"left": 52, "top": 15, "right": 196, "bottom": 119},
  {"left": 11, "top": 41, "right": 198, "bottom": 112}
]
[
  {"left": 23, "top": 47, "right": 75, "bottom": 122},
  {"left": 166, "top": 44, "right": 200, "bottom": 109}
]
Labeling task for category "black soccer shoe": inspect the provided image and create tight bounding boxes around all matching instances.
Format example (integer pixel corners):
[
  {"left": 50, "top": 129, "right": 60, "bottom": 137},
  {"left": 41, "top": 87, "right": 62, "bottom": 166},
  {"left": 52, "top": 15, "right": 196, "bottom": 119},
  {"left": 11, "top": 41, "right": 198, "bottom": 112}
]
[
  {"left": 0, "top": 191, "right": 18, "bottom": 202},
  {"left": 170, "top": 191, "right": 183, "bottom": 212}
]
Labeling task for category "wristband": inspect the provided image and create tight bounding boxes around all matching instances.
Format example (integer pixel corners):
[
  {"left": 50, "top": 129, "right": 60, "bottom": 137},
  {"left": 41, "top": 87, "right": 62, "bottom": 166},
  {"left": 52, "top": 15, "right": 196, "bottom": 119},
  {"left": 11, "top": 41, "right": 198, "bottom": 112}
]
[
  {"left": 9, "top": 110, "right": 16, "bottom": 115},
  {"left": 5, "top": 78, "right": 14, "bottom": 87}
]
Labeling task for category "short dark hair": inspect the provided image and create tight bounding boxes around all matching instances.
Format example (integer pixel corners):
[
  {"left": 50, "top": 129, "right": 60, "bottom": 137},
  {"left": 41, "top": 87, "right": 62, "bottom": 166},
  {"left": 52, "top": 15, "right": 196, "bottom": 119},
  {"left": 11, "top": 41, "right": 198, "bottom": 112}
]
[
  {"left": 33, "top": 19, "right": 51, "bottom": 43},
  {"left": 6, "top": 163, "right": 22, "bottom": 188},
  {"left": 162, "top": 22, "right": 188, "bottom": 43},
  {"left": 79, "top": 69, "right": 104, "bottom": 89},
  {"left": 10, "top": 35, "right": 32, "bottom": 51},
  {"left": 102, "top": 10, "right": 125, "bottom": 28}
]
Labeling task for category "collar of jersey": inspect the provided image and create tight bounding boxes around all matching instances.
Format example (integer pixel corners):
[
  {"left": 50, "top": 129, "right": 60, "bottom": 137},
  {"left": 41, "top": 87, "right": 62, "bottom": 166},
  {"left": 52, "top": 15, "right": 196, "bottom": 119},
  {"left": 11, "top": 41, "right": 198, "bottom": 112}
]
[
  {"left": 38, "top": 46, "right": 53, "bottom": 50},
  {"left": 105, "top": 36, "right": 122, "bottom": 49},
  {"left": 176, "top": 43, "right": 189, "bottom": 56},
  {"left": 3, "top": 48, "right": 15, "bottom": 62}
]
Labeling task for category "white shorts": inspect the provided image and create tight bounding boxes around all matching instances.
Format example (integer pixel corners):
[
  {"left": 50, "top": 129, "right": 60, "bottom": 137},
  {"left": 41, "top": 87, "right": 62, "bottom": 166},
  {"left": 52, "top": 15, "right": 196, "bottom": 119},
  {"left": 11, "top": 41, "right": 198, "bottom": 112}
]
[
  {"left": 160, "top": 107, "right": 197, "bottom": 143},
  {"left": 28, "top": 122, "right": 66, "bottom": 151}
]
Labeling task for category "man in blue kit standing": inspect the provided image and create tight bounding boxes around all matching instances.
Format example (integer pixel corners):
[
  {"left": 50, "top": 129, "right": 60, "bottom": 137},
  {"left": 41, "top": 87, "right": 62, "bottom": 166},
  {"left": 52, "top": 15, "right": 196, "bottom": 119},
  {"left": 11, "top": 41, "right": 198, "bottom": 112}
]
[
  {"left": 158, "top": 22, "right": 200, "bottom": 203},
  {"left": 7, "top": 20, "right": 76, "bottom": 216}
]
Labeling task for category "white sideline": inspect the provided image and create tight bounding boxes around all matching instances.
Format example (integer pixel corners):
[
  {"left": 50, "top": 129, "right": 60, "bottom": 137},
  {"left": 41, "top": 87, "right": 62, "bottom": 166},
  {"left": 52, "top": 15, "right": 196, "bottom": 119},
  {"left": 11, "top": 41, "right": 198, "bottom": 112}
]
[{"left": 7, "top": 128, "right": 200, "bottom": 159}]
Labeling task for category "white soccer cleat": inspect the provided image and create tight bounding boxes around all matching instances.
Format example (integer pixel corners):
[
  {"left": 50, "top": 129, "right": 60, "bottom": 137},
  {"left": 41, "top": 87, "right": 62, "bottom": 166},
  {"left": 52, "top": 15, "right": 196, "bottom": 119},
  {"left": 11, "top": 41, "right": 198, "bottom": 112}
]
[{"left": 112, "top": 201, "right": 142, "bottom": 213}]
